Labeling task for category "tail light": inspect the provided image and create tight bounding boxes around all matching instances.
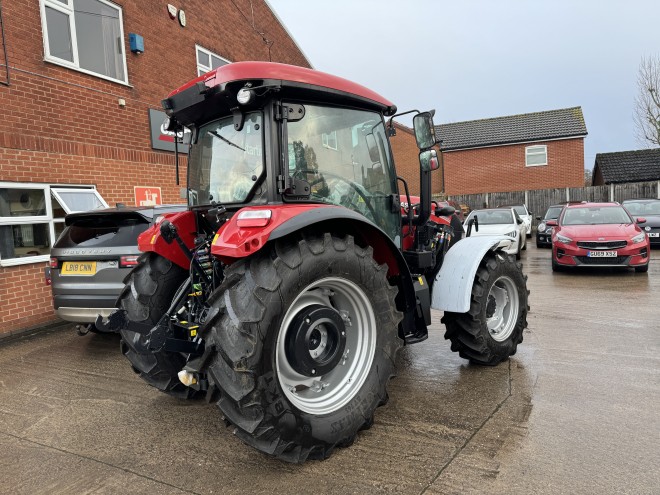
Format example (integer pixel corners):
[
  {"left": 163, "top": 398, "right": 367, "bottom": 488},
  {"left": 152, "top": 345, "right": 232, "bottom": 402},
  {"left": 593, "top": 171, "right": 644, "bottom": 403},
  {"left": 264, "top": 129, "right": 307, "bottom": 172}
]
[
  {"left": 49, "top": 257, "right": 58, "bottom": 268},
  {"left": 120, "top": 255, "right": 140, "bottom": 267}
]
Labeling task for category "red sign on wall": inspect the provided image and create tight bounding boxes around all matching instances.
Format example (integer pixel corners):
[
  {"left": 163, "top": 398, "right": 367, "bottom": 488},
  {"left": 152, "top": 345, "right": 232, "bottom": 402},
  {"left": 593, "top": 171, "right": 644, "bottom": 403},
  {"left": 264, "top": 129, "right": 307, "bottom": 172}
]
[{"left": 134, "top": 186, "right": 162, "bottom": 207}]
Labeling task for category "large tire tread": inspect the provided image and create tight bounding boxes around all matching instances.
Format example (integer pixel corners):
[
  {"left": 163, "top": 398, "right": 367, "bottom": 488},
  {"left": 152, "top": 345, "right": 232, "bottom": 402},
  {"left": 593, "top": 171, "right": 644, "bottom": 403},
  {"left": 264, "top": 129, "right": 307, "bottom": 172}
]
[
  {"left": 202, "top": 233, "right": 402, "bottom": 462},
  {"left": 118, "top": 253, "right": 199, "bottom": 399},
  {"left": 442, "top": 253, "right": 529, "bottom": 366}
]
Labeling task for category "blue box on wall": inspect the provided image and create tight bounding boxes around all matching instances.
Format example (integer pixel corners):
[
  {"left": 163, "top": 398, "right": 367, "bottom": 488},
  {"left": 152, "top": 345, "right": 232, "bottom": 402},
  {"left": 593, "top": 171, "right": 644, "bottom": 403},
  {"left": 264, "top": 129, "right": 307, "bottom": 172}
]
[{"left": 129, "top": 33, "right": 144, "bottom": 54}]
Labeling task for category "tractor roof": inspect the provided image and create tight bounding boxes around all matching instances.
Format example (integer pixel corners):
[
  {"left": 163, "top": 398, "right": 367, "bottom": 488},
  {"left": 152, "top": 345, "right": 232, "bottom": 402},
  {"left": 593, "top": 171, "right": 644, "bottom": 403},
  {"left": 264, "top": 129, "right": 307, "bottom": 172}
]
[{"left": 163, "top": 62, "right": 397, "bottom": 125}]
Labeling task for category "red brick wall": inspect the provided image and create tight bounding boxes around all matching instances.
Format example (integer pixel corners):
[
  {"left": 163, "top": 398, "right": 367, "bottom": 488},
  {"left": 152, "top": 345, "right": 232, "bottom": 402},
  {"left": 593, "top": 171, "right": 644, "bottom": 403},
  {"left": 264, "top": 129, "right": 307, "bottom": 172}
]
[
  {"left": 389, "top": 123, "right": 443, "bottom": 196},
  {"left": 443, "top": 138, "right": 585, "bottom": 195},
  {"left": 0, "top": 0, "right": 310, "bottom": 336}
]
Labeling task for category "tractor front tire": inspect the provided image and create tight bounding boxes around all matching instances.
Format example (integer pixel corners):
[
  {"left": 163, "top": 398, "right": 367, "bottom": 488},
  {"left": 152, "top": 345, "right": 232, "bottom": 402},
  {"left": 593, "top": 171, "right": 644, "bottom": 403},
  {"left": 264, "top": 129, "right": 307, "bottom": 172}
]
[
  {"left": 202, "top": 233, "right": 402, "bottom": 462},
  {"left": 442, "top": 252, "right": 529, "bottom": 366},
  {"left": 118, "top": 253, "right": 198, "bottom": 399}
]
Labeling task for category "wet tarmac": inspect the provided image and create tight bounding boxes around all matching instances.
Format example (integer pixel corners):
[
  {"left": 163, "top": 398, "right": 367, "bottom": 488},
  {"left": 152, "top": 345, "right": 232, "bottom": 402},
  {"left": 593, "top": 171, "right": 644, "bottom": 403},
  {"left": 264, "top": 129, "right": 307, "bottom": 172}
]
[{"left": 1, "top": 244, "right": 658, "bottom": 494}]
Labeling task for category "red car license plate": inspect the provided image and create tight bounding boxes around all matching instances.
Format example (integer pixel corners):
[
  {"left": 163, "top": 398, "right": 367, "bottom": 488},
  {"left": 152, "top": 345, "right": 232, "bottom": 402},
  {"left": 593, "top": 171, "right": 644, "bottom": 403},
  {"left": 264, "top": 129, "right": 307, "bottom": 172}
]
[{"left": 587, "top": 251, "right": 617, "bottom": 258}]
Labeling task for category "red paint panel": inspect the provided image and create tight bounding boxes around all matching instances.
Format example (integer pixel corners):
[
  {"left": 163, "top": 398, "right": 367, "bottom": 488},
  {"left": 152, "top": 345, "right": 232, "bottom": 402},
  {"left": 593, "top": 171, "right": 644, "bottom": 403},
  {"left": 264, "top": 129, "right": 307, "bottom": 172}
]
[
  {"left": 211, "top": 204, "right": 335, "bottom": 262},
  {"left": 137, "top": 210, "right": 197, "bottom": 269},
  {"left": 168, "top": 61, "right": 394, "bottom": 110}
]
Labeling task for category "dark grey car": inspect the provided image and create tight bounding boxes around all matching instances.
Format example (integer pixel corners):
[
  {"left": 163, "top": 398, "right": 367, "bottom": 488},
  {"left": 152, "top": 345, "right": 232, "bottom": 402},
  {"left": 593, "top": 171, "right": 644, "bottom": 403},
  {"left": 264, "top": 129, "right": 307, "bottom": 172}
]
[
  {"left": 50, "top": 204, "right": 185, "bottom": 330},
  {"left": 623, "top": 199, "right": 660, "bottom": 246}
]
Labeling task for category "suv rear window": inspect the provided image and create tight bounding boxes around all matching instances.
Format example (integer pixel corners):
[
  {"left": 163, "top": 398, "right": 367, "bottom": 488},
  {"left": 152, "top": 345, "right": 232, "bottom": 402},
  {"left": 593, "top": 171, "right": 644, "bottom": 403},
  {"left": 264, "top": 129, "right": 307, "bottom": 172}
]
[{"left": 55, "top": 216, "right": 150, "bottom": 248}]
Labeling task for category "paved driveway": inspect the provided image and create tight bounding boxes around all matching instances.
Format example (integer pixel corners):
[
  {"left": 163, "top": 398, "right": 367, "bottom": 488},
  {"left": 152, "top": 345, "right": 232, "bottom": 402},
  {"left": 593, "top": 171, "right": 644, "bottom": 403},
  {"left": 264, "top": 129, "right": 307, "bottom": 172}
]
[{"left": 1, "top": 244, "right": 658, "bottom": 494}]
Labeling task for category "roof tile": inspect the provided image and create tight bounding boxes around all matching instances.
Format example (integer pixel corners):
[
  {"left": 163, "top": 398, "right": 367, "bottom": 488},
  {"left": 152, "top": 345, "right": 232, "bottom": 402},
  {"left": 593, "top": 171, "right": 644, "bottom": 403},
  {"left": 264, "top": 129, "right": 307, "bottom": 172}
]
[
  {"left": 594, "top": 148, "right": 660, "bottom": 184},
  {"left": 435, "top": 107, "right": 587, "bottom": 151}
]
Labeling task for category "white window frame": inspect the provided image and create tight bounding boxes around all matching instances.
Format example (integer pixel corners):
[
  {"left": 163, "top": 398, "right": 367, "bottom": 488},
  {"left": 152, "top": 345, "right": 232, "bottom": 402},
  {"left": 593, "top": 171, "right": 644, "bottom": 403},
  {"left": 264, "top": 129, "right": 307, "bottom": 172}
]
[
  {"left": 322, "top": 131, "right": 338, "bottom": 151},
  {"left": 0, "top": 182, "right": 107, "bottom": 267},
  {"left": 195, "top": 44, "right": 230, "bottom": 76},
  {"left": 525, "top": 145, "right": 548, "bottom": 167},
  {"left": 39, "top": 0, "right": 129, "bottom": 85}
]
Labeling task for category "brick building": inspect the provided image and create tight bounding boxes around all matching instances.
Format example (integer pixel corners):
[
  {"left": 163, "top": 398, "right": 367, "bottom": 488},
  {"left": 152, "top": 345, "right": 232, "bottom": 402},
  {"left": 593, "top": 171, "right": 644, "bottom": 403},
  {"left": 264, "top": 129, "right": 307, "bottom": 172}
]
[
  {"left": 0, "top": 0, "right": 310, "bottom": 337},
  {"left": 388, "top": 122, "right": 443, "bottom": 196},
  {"left": 437, "top": 107, "right": 587, "bottom": 196}
]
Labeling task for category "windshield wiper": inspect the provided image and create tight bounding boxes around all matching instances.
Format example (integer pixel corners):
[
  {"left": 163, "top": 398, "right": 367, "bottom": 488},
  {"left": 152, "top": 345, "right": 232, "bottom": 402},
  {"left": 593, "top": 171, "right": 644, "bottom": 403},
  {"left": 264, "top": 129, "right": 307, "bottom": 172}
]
[{"left": 208, "top": 130, "right": 245, "bottom": 152}]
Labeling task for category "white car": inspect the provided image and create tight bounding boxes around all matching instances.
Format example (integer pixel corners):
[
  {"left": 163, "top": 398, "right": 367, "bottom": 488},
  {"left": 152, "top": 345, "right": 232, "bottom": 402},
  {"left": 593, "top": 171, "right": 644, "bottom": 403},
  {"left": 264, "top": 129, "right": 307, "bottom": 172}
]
[
  {"left": 463, "top": 208, "right": 527, "bottom": 259},
  {"left": 498, "top": 204, "right": 533, "bottom": 238}
]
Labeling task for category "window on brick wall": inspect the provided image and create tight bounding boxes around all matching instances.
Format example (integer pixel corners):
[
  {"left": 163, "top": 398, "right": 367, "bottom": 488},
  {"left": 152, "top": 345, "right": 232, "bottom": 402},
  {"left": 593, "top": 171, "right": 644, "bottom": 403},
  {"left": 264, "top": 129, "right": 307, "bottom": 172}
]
[
  {"left": 0, "top": 183, "right": 107, "bottom": 266},
  {"left": 525, "top": 145, "right": 547, "bottom": 166},
  {"left": 196, "top": 45, "right": 230, "bottom": 76},
  {"left": 39, "top": 0, "right": 128, "bottom": 84},
  {"left": 322, "top": 131, "right": 338, "bottom": 150}
]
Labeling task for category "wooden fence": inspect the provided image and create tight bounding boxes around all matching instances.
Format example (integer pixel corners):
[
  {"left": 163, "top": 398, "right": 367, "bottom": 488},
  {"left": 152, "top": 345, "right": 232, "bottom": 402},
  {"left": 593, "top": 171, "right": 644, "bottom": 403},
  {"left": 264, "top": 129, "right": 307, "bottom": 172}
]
[{"left": 440, "top": 181, "right": 660, "bottom": 228}]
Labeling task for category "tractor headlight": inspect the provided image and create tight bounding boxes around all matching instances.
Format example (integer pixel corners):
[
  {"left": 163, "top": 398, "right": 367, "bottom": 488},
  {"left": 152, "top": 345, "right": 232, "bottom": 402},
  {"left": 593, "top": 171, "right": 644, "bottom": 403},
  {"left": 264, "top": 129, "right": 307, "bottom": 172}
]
[
  {"left": 555, "top": 233, "right": 572, "bottom": 244},
  {"left": 237, "top": 87, "right": 254, "bottom": 105},
  {"left": 631, "top": 232, "right": 646, "bottom": 244}
]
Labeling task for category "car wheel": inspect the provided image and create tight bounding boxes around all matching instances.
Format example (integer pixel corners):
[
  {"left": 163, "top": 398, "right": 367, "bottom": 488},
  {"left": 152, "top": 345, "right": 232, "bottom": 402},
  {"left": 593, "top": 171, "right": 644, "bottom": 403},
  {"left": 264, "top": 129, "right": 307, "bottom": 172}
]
[{"left": 635, "top": 264, "right": 649, "bottom": 273}]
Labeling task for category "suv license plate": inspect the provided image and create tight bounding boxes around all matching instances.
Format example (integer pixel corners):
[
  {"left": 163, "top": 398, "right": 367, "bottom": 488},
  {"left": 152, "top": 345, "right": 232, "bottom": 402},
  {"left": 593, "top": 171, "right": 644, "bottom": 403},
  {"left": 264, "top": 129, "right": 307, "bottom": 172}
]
[
  {"left": 61, "top": 261, "right": 97, "bottom": 275},
  {"left": 587, "top": 251, "right": 617, "bottom": 258}
]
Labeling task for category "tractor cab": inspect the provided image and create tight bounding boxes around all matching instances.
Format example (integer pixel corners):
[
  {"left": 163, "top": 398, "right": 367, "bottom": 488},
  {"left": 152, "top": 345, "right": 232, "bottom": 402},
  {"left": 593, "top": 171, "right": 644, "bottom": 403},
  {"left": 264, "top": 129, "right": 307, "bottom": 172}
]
[{"left": 163, "top": 61, "right": 436, "bottom": 250}]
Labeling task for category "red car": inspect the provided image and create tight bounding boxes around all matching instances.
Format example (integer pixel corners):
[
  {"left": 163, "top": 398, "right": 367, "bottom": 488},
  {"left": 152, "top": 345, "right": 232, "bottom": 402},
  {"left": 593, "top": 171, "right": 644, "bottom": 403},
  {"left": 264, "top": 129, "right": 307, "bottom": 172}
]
[{"left": 547, "top": 202, "right": 650, "bottom": 273}]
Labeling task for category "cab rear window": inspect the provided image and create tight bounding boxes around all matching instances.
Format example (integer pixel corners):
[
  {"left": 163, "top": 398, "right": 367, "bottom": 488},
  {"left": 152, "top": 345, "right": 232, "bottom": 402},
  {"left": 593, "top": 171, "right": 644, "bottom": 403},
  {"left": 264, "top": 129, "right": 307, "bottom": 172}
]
[{"left": 55, "top": 216, "right": 149, "bottom": 248}]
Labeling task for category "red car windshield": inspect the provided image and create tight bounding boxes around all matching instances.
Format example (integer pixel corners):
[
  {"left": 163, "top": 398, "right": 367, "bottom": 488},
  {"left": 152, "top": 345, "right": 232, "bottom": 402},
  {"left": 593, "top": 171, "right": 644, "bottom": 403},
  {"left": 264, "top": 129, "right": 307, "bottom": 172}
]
[{"left": 562, "top": 206, "right": 632, "bottom": 226}]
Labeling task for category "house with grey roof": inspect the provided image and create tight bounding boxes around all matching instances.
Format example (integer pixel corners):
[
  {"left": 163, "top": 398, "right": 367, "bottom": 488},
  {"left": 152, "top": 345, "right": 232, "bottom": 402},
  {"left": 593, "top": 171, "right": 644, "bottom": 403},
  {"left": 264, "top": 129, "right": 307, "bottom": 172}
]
[
  {"left": 434, "top": 107, "right": 588, "bottom": 195},
  {"left": 592, "top": 148, "right": 660, "bottom": 185}
]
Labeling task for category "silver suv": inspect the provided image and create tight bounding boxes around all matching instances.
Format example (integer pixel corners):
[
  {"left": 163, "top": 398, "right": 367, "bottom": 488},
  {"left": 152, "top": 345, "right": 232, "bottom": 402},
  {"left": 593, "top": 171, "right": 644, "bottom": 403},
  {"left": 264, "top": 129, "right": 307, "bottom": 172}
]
[{"left": 50, "top": 205, "right": 185, "bottom": 332}]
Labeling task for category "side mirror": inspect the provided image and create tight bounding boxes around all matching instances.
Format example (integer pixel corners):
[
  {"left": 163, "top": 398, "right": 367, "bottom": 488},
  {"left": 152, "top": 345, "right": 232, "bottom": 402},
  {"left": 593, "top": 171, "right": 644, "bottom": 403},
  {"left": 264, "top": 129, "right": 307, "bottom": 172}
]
[
  {"left": 636, "top": 217, "right": 647, "bottom": 224},
  {"left": 413, "top": 110, "right": 437, "bottom": 149},
  {"left": 419, "top": 149, "right": 440, "bottom": 172},
  {"left": 535, "top": 215, "right": 541, "bottom": 221},
  {"left": 436, "top": 205, "right": 455, "bottom": 217},
  {"left": 419, "top": 150, "right": 440, "bottom": 172},
  {"left": 517, "top": 218, "right": 523, "bottom": 224},
  {"left": 546, "top": 220, "right": 558, "bottom": 227}
]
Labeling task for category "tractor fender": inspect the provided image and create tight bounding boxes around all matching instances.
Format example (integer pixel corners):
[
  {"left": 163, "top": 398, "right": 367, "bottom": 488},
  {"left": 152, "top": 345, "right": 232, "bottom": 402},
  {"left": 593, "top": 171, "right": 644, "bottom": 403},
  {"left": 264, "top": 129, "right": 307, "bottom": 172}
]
[
  {"left": 212, "top": 204, "right": 421, "bottom": 339},
  {"left": 137, "top": 210, "right": 197, "bottom": 269},
  {"left": 431, "top": 236, "right": 513, "bottom": 313},
  {"left": 213, "top": 204, "right": 404, "bottom": 273}
]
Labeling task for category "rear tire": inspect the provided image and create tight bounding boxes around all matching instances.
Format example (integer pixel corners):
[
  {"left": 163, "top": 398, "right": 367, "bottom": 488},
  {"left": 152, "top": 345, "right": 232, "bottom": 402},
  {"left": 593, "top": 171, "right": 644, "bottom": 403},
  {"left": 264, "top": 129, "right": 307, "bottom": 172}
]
[
  {"left": 118, "top": 253, "right": 199, "bottom": 399},
  {"left": 442, "top": 252, "right": 529, "bottom": 366},
  {"left": 202, "top": 233, "right": 402, "bottom": 462}
]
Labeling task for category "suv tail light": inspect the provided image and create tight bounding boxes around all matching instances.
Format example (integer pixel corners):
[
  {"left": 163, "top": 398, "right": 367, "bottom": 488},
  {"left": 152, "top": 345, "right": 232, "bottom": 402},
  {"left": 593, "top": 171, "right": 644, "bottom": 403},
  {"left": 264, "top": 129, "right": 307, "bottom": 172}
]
[
  {"left": 49, "top": 257, "right": 58, "bottom": 268},
  {"left": 120, "top": 255, "right": 140, "bottom": 267}
]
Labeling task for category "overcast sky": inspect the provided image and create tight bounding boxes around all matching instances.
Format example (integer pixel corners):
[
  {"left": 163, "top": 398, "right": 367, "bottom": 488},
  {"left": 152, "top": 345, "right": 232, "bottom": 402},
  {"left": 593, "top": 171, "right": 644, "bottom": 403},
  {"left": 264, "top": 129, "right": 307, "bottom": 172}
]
[{"left": 268, "top": 0, "right": 660, "bottom": 170}]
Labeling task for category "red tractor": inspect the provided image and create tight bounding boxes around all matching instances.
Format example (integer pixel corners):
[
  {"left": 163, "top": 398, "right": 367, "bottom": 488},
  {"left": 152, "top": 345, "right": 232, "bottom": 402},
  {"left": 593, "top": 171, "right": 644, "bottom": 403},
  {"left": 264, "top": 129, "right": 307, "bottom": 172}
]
[{"left": 100, "top": 62, "right": 529, "bottom": 462}]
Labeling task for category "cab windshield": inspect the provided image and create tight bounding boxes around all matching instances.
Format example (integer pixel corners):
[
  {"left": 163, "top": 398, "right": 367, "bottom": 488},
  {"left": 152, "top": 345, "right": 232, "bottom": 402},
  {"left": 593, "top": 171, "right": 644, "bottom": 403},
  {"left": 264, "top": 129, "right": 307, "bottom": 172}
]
[
  {"left": 286, "top": 104, "right": 399, "bottom": 240},
  {"left": 187, "top": 113, "right": 264, "bottom": 205}
]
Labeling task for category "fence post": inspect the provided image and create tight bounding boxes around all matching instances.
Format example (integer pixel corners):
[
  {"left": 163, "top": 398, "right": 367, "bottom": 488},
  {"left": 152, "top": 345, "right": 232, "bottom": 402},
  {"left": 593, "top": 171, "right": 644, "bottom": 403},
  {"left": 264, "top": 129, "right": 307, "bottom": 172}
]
[
  {"left": 524, "top": 190, "right": 529, "bottom": 207},
  {"left": 658, "top": 181, "right": 660, "bottom": 199},
  {"left": 566, "top": 187, "right": 569, "bottom": 202},
  {"left": 610, "top": 183, "right": 614, "bottom": 202},
  {"left": 485, "top": 193, "right": 489, "bottom": 208}
]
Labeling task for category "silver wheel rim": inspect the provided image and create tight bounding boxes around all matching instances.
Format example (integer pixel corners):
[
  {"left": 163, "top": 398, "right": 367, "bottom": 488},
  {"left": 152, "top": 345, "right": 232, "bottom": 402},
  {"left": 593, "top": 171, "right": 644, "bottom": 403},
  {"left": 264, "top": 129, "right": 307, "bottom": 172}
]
[
  {"left": 276, "top": 277, "right": 376, "bottom": 415},
  {"left": 486, "top": 275, "right": 519, "bottom": 342}
]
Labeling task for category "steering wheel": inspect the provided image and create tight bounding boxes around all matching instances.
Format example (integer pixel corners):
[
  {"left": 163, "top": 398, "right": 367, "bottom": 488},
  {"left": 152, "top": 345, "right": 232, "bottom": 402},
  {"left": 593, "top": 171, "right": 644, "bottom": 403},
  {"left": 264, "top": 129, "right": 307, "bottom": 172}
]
[{"left": 291, "top": 168, "right": 379, "bottom": 221}]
